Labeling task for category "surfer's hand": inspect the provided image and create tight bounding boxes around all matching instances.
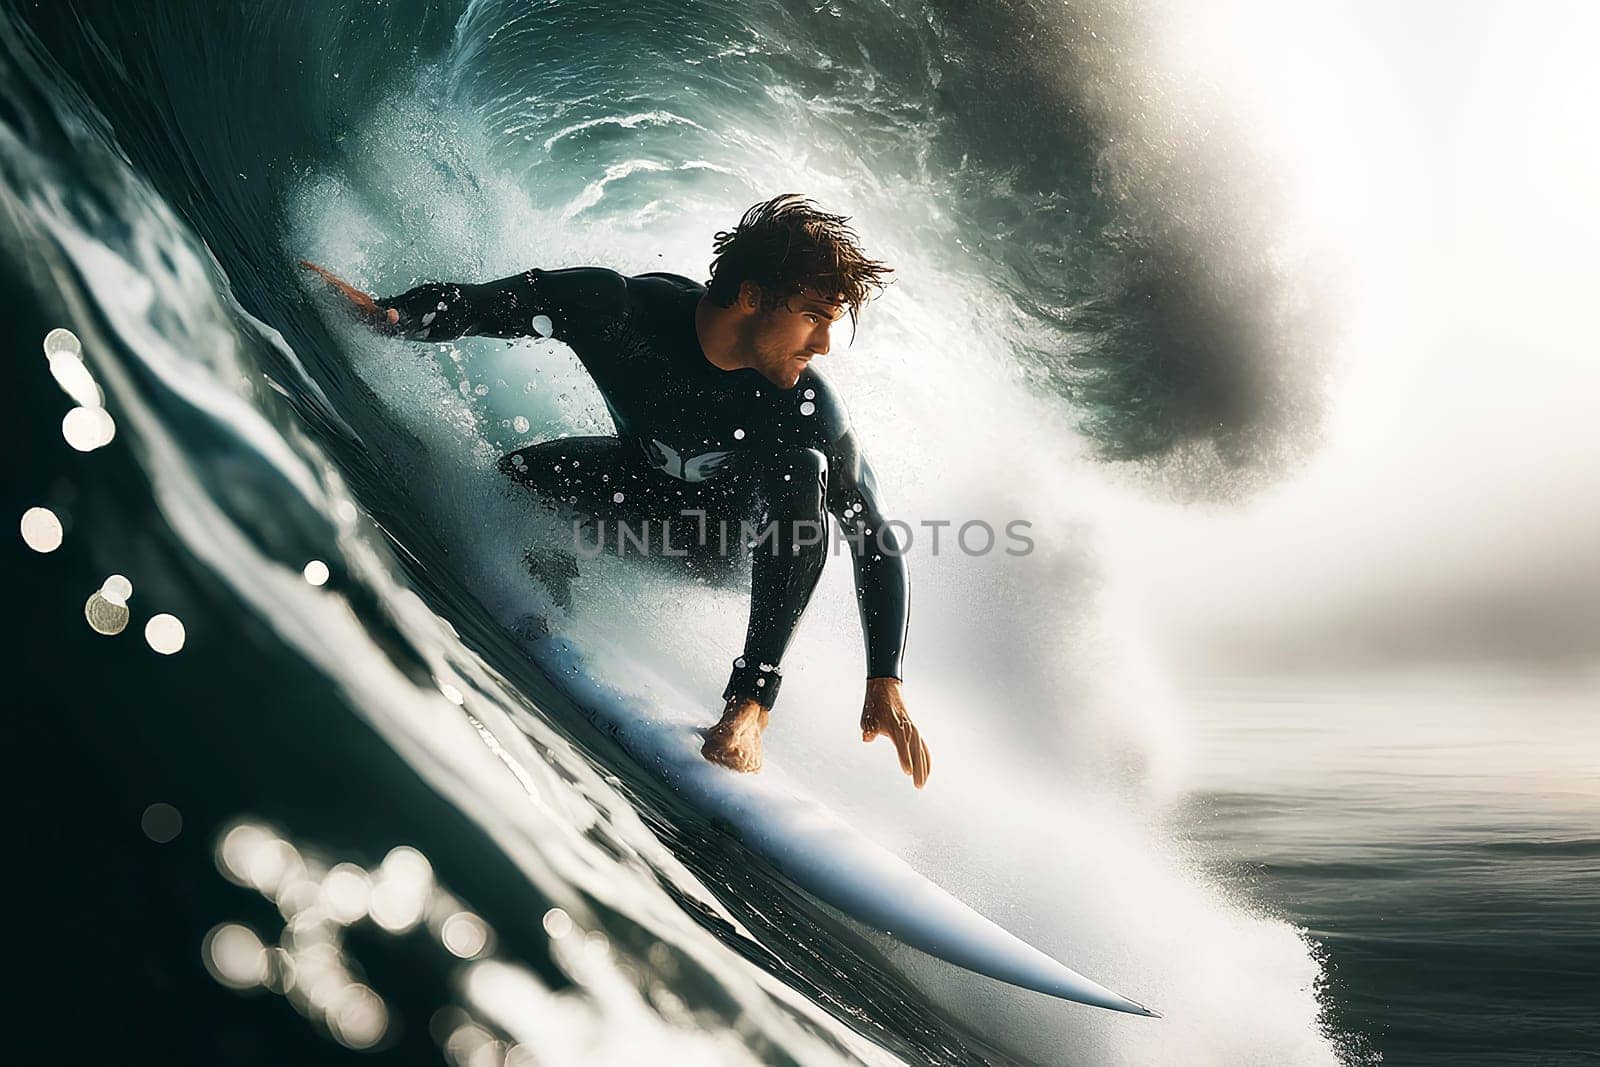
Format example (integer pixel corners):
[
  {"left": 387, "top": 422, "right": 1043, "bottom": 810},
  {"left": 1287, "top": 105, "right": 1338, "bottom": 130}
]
[
  {"left": 299, "top": 260, "right": 401, "bottom": 330},
  {"left": 861, "top": 677, "right": 930, "bottom": 789},
  {"left": 702, "top": 697, "right": 769, "bottom": 774}
]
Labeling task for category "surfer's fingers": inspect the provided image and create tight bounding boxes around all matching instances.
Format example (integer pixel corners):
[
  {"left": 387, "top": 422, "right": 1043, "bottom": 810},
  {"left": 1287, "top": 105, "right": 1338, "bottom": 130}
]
[
  {"left": 908, "top": 727, "right": 928, "bottom": 786},
  {"left": 299, "top": 260, "right": 386, "bottom": 319},
  {"left": 891, "top": 724, "right": 915, "bottom": 774}
]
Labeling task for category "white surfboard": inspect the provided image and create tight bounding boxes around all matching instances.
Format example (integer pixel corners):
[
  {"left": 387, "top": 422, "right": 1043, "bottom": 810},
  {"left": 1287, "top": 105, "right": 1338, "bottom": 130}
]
[{"left": 532, "top": 636, "right": 1161, "bottom": 1018}]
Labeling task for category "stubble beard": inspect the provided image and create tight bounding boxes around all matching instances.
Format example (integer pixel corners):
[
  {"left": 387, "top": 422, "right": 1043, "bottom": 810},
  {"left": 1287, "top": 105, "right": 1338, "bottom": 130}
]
[{"left": 748, "top": 321, "right": 804, "bottom": 389}]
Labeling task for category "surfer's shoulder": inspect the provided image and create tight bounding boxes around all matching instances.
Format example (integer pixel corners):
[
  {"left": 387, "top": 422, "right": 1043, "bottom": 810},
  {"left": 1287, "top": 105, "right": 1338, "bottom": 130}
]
[
  {"left": 621, "top": 271, "right": 705, "bottom": 329},
  {"left": 628, "top": 270, "right": 704, "bottom": 294},
  {"left": 795, "top": 367, "right": 852, "bottom": 442},
  {"left": 527, "top": 266, "right": 629, "bottom": 305}
]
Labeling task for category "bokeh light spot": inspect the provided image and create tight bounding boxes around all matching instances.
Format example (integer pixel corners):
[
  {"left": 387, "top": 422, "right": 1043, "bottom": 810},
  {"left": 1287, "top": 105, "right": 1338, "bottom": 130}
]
[
  {"left": 20, "top": 507, "right": 63, "bottom": 553},
  {"left": 100, "top": 574, "right": 133, "bottom": 605},
  {"left": 328, "top": 983, "right": 389, "bottom": 1050},
  {"left": 43, "top": 327, "right": 81, "bottom": 356},
  {"left": 441, "top": 911, "right": 491, "bottom": 959},
  {"left": 84, "top": 592, "right": 130, "bottom": 636},
  {"left": 62, "top": 406, "right": 116, "bottom": 451},
  {"left": 541, "top": 907, "right": 573, "bottom": 939},
  {"left": 47, "top": 350, "right": 103, "bottom": 408},
  {"left": 321, "top": 863, "right": 372, "bottom": 925},
  {"left": 203, "top": 923, "right": 269, "bottom": 991},
  {"left": 145, "top": 613, "right": 186, "bottom": 654},
  {"left": 141, "top": 802, "right": 183, "bottom": 843}
]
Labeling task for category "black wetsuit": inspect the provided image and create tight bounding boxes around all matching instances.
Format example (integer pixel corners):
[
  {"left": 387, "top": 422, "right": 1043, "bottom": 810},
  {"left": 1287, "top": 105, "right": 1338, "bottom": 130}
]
[{"left": 378, "top": 267, "right": 909, "bottom": 709}]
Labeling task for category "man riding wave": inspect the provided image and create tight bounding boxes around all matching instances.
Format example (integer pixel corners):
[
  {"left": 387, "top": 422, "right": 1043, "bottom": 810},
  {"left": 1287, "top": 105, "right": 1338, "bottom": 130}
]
[{"left": 305, "top": 194, "right": 930, "bottom": 787}]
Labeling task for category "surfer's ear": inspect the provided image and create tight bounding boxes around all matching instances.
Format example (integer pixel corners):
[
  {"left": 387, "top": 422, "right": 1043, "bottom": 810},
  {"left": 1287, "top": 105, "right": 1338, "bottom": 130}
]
[{"left": 737, "top": 281, "right": 765, "bottom": 313}]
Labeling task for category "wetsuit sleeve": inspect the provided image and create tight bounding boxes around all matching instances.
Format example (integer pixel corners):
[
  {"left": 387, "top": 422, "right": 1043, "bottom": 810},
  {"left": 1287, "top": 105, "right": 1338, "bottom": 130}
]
[
  {"left": 377, "top": 267, "right": 628, "bottom": 343},
  {"left": 822, "top": 414, "right": 910, "bottom": 682}
]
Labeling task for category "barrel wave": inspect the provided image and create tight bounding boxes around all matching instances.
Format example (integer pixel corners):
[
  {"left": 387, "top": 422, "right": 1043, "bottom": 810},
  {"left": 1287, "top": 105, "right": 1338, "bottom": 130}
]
[{"left": 2, "top": 2, "right": 1345, "bottom": 1064}]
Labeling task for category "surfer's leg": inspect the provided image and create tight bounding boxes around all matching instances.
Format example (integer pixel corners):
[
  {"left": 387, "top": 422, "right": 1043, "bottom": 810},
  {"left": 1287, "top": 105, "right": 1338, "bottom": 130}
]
[
  {"left": 498, "top": 436, "right": 658, "bottom": 517},
  {"left": 499, "top": 436, "right": 653, "bottom": 606},
  {"left": 501, "top": 437, "right": 745, "bottom": 591},
  {"left": 721, "top": 447, "right": 830, "bottom": 709}
]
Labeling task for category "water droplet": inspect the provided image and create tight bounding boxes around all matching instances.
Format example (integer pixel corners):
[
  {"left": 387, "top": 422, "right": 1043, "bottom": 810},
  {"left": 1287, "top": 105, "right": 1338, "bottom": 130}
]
[
  {"left": 804, "top": 388, "right": 815, "bottom": 399},
  {"left": 512, "top": 415, "right": 530, "bottom": 433},
  {"left": 612, "top": 492, "right": 625, "bottom": 503},
  {"left": 733, "top": 428, "right": 745, "bottom": 440},
  {"left": 799, "top": 401, "right": 815, "bottom": 416},
  {"left": 473, "top": 384, "right": 489, "bottom": 397},
  {"left": 303, "top": 560, "right": 330, "bottom": 586},
  {"left": 532, "top": 314, "right": 554, "bottom": 337}
]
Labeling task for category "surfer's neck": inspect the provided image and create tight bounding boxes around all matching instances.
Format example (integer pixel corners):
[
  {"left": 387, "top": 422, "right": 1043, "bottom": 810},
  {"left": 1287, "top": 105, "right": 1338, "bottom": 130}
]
[{"left": 695, "top": 294, "right": 749, "bottom": 373}]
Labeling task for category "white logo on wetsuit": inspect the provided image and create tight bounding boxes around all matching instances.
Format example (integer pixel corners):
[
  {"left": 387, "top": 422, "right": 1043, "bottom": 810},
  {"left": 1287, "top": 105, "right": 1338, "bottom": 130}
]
[{"left": 647, "top": 438, "right": 734, "bottom": 482}]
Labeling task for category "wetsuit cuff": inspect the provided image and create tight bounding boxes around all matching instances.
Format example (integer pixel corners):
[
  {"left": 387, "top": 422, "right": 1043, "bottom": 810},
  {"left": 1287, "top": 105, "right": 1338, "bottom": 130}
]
[{"left": 722, "top": 656, "right": 783, "bottom": 709}]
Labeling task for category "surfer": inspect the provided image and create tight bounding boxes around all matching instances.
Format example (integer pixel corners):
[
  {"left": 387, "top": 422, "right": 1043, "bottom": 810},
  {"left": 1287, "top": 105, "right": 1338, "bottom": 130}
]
[{"left": 304, "top": 195, "right": 930, "bottom": 787}]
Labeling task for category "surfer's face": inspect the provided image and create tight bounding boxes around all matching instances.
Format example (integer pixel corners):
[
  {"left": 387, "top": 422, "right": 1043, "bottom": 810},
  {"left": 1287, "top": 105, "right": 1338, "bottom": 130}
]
[{"left": 744, "top": 286, "right": 845, "bottom": 389}]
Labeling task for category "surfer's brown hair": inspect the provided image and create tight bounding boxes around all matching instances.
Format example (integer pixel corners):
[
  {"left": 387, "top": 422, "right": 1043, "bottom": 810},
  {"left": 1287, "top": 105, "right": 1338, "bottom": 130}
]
[{"left": 706, "top": 194, "right": 892, "bottom": 327}]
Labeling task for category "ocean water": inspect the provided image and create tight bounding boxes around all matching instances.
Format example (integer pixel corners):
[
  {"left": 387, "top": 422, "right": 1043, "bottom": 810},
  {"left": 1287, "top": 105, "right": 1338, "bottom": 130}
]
[
  {"left": 3, "top": 1, "right": 1593, "bottom": 1064},
  {"left": 1179, "top": 673, "right": 1600, "bottom": 1066}
]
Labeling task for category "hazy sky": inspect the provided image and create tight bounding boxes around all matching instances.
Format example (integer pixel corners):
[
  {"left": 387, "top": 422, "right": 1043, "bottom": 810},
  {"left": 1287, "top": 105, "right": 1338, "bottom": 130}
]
[{"left": 1105, "top": 0, "right": 1600, "bottom": 677}]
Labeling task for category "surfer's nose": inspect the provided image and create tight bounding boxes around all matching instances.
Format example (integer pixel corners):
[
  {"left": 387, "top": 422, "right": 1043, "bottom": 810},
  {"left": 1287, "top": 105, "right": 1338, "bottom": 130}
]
[{"left": 806, "top": 318, "right": 832, "bottom": 356}]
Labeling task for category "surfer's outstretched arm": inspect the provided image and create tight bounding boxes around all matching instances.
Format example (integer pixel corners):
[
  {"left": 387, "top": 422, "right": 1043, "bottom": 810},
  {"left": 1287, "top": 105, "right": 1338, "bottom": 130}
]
[
  {"left": 375, "top": 267, "right": 628, "bottom": 342},
  {"left": 303, "top": 261, "right": 627, "bottom": 343}
]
